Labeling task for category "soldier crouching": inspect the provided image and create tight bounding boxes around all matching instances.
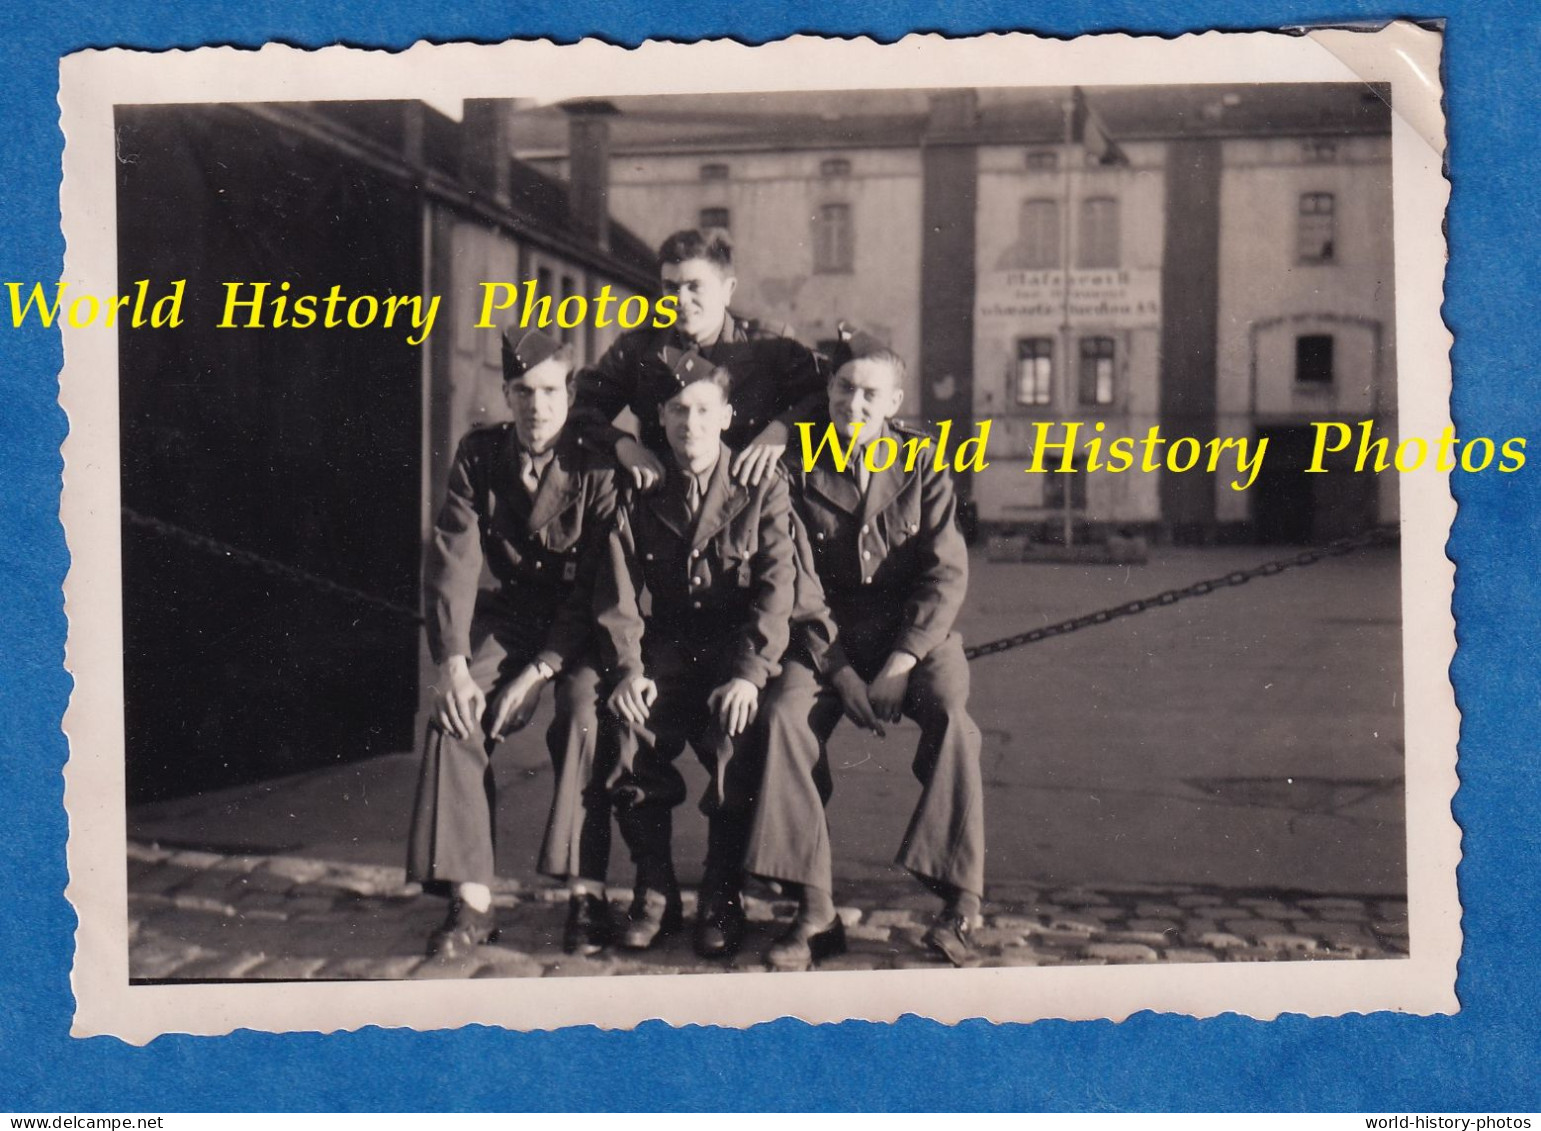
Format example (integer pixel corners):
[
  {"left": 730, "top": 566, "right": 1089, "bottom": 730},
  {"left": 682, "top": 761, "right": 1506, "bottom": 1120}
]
[
  {"left": 593, "top": 349, "right": 800, "bottom": 961},
  {"left": 748, "top": 333, "right": 987, "bottom": 970},
  {"left": 406, "top": 328, "right": 621, "bottom": 961}
]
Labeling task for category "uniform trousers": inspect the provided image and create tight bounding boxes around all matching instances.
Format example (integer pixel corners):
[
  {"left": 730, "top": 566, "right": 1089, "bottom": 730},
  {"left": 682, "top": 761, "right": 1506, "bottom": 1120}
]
[
  {"left": 608, "top": 626, "right": 765, "bottom": 891},
  {"left": 746, "top": 629, "right": 985, "bottom": 898},
  {"left": 407, "top": 589, "right": 614, "bottom": 887}
]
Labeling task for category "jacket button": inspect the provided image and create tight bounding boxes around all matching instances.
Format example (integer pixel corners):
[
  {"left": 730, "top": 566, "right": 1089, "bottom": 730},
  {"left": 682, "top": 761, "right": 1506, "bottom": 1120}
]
[
  {"left": 860, "top": 524, "right": 869, "bottom": 534},
  {"left": 692, "top": 600, "right": 703, "bottom": 609},
  {"left": 862, "top": 576, "right": 872, "bottom": 585},
  {"left": 862, "top": 550, "right": 872, "bottom": 560},
  {"left": 690, "top": 549, "right": 700, "bottom": 559},
  {"left": 645, "top": 552, "right": 654, "bottom": 560},
  {"left": 535, "top": 561, "right": 543, "bottom": 569},
  {"left": 815, "top": 532, "right": 825, "bottom": 541}
]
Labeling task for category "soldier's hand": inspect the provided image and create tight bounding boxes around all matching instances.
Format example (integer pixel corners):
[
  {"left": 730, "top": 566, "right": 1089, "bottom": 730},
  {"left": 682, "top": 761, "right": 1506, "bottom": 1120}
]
[
  {"left": 709, "top": 677, "right": 760, "bottom": 737},
  {"left": 867, "top": 651, "right": 918, "bottom": 724},
  {"left": 608, "top": 675, "right": 658, "bottom": 727},
  {"left": 731, "top": 422, "right": 789, "bottom": 487},
  {"left": 616, "top": 436, "right": 666, "bottom": 491},
  {"left": 831, "top": 666, "right": 885, "bottom": 737},
  {"left": 434, "top": 657, "right": 485, "bottom": 741},
  {"left": 487, "top": 667, "right": 546, "bottom": 741}
]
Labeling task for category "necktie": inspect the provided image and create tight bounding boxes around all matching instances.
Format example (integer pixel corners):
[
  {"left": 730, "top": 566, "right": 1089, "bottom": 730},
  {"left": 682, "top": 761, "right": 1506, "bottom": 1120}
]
[
  {"left": 684, "top": 473, "right": 704, "bottom": 518},
  {"left": 854, "top": 457, "right": 871, "bottom": 496},
  {"left": 521, "top": 449, "right": 552, "bottom": 496}
]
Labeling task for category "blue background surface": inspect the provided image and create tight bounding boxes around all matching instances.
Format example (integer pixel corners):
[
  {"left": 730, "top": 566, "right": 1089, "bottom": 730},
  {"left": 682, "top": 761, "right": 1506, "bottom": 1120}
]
[{"left": 1, "top": 2, "right": 1536, "bottom": 1112}]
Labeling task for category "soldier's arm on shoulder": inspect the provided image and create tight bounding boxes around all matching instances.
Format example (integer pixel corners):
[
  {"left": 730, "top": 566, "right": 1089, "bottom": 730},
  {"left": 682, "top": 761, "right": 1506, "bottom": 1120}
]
[
  {"left": 424, "top": 430, "right": 491, "bottom": 666},
  {"left": 893, "top": 463, "right": 970, "bottom": 662},
  {"left": 570, "top": 333, "right": 641, "bottom": 451},
  {"left": 731, "top": 471, "right": 798, "bottom": 689},
  {"left": 771, "top": 334, "right": 832, "bottom": 436}
]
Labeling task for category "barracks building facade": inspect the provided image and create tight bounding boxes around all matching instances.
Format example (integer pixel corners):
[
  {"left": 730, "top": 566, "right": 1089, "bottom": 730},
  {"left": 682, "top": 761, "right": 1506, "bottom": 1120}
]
[
  {"left": 116, "top": 99, "right": 657, "bottom": 799},
  {"left": 511, "top": 84, "right": 1397, "bottom": 545}
]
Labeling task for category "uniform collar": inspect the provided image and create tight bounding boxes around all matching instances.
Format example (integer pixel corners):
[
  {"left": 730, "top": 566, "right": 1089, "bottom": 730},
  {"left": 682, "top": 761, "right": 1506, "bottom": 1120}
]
[
  {"left": 511, "top": 427, "right": 583, "bottom": 531},
  {"left": 649, "top": 441, "right": 748, "bottom": 546},
  {"left": 805, "top": 419, "right": 908, "bottom": 518}
]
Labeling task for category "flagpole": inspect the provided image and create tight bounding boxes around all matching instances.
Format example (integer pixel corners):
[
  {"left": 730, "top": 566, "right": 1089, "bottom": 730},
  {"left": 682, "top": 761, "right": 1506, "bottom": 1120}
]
[{"left": 1060, "top": 89, "right": 1077, "bottom": 548}]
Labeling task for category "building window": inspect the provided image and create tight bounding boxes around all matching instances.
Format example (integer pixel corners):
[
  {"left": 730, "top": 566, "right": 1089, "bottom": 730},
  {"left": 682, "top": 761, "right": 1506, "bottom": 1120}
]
[
  {"left": 1043, "top": 460, "right": 1088, "bottom": 510},
  {"left": 1015, "top": 338, "right": 1054, "bottom": 406},
  {"left": 699, "top": 207, "right": 731, "bottom": 231},
  {"left": 1298, "top": 192, "right": 1336, "bottom": 263},
  {"left": 1078, "top": 337, "right": 1116, "bottom": 405},
  {"left": 1004, "top": 198, "right": 1060, "bottom": 270},
  {"left": 1078, "top": 196, "right": 1120, "bottom": 268},
  {"left": 1295, "top": 334, "right": 1334, "bottom": 385},
  {"left": 1303, "top": 140, "right": 1338, "bottom": 163},
  {"left": 700, "top": 163, "right": 729, "bottom": 181},
  {"left": 1025, "top": 150, "right": 1059, "bottom": 171},
  {"left": 820, "top": 157, "right": 851, "bottom": 178},
  {"left": 812, "top": 203, "right": 854, "bottom": 273}
]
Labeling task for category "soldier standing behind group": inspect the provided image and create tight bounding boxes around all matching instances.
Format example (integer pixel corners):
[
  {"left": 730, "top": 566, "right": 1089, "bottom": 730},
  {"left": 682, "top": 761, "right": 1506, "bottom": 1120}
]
[
  {"left": 748, "top": 334, "right": 987, "bottom": 971},
  {"left": 406, "top": 328, "right": 621, "bottom": 960},
  {"left": 570, "top": 227, "right": 828, "bottom": 490}
]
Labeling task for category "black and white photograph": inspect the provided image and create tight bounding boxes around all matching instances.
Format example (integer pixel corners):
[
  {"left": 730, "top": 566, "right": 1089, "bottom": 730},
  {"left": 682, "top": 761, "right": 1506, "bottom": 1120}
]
[{"left": 59, "top": 28, "right": 1459, "bottom": 1038}]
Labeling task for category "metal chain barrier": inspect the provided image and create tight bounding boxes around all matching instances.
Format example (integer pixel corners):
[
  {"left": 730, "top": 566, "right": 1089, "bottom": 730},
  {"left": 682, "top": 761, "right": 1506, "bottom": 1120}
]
[
  {"left": 962, "top": 526, "right": 1398, "bottom": 661},
  {"left": 122, "top": 507, "right": 426, "bottom": 625},
  {"left": 123, "top": 507, "right": 1396, "bottom": 661}
]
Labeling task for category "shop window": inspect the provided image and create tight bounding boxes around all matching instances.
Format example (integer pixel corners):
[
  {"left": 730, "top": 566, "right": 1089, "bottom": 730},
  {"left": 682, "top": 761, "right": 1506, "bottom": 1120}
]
[
  {"left": 1303, "top": 140, "right": 1338, "bottom": 163},
  {"left": 1298, "top": 193, "right": 1336, "bottom": 263},
  {"left": 699, "top": 207, "right": 731, "bottom": 232},
  {"left": 812, "top": 203, "right": 854, "bottom": 273},
  {"left": 1015, "top": 338, "right": 1054, "bottom": 406},
  {"left": 1025, "top": 150, "right": 1059, "bottom": 171},
  {"left": 700, "top": 163, "right": 729, "bottom": 181},
  {"left": 1295, "top": 334, "right": 1334, "bottom": 385},
  {"left": 820, "top": 157, "right": 851, "bottom": 178},
  {"left": 1078, "top": 196, "right": 1120, "bottom": 268},
  {"left": 1078, "top": 337, "right": 1116, "bottom": 405}
]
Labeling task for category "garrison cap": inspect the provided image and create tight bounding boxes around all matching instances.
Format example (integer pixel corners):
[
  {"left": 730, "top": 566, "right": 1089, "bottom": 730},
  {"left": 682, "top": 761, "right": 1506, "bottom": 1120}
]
[
  {"left": 830, "top": 321, "right": 887, "bottom": 372},
  {"left": 660, "top": 346, "right": 722, "bottom": 389},
  {"left": 501, "top": 327, "right": 571, "bottom": 382}
]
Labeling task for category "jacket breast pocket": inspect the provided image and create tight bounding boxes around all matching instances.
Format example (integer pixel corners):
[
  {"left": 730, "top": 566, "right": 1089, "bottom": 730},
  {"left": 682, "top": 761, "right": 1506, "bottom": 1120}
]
[
  {"left": 540, "top": 511, "right": 584, "bottom": 555},
  {"left": 882, "top": 486, "right": 924, "bottom": 548},
  {"left": 716, "top": 533, "right": 756, "bottom": 588}
]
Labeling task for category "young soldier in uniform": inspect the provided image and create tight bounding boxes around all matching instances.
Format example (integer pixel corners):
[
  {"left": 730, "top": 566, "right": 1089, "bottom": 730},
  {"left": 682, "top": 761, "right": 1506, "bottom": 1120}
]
[
  {"left": 594, "top": 350, "right": 801, "bottom": 960},
  {"left": 407, "top": 328, "right": 621, "bottom": 960},
  {"left": 748, "top": 335, "right": 987, "bottom": 970},
  {"left": 571, "top": 228, "right": 827, "bottom": 490}
]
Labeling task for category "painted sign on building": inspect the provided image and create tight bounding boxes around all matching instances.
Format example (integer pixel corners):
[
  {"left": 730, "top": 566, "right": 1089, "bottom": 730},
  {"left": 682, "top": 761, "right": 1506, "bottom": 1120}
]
[{"left": 975, "top": 267, "right": 1161, "bottom": 328}]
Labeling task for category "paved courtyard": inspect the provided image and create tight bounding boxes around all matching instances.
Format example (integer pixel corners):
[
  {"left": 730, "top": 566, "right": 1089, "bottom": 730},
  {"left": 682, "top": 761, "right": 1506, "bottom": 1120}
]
[{"left": 127, "top": 544, "right": 1408, "bottom": 979}]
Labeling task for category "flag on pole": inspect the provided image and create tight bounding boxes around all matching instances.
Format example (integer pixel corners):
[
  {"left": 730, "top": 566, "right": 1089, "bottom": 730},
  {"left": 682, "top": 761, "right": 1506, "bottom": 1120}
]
[{"left": 1071, "top": 86, "right": 1128, "bottom": 166}]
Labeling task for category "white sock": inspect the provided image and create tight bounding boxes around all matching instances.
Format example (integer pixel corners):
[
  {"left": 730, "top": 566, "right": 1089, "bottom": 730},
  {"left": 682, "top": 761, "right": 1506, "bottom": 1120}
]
[{"left": 457, "top": 882, "right": 492, "bottom": 913}]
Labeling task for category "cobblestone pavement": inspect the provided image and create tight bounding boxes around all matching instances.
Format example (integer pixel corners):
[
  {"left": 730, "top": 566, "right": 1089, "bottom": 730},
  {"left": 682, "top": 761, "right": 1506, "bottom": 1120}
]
[{"left": 127, "top": 840, "right": 1410, "bottom": 981}]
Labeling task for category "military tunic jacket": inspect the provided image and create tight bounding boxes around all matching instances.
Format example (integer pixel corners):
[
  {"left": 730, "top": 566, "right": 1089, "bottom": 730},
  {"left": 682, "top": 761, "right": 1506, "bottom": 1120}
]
[
  {"left": 595, "top": 443, "right": 801, "bottom": 691},
  {"left": 425, "top": 423, "right": 618, "bottom": 672},
  {"left": 787, "top": 419, "right": 969, "bottom": 663},
  {"left": 571, "top": 311, "right": 828, "bottom": 456}
]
